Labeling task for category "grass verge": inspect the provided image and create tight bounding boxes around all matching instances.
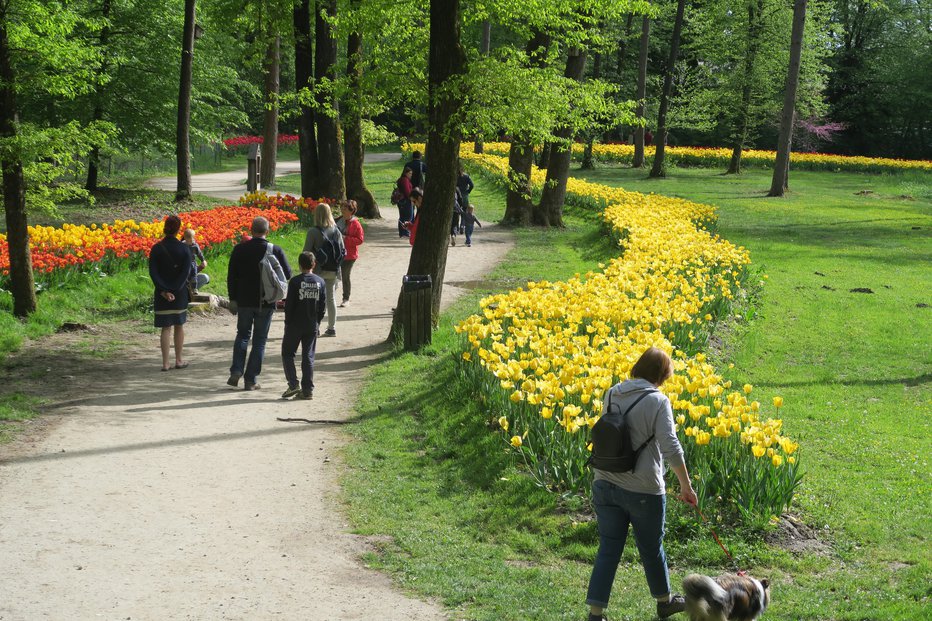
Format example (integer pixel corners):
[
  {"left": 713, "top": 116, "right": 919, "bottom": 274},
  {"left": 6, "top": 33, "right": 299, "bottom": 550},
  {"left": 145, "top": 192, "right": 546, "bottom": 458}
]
[{"left": 340, "top": 166, "right": 930, "bottom": 619}]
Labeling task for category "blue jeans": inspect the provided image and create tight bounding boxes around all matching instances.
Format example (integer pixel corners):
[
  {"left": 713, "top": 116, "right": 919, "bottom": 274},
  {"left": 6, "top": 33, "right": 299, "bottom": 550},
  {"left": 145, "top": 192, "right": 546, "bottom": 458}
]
[
  {"left": 230, "top": 307, "right": 274, "bottom": 384},
  {"left": 465, "top": 223, "right": 475, "bottom": 245},
  {"left": 586, "top": 479, "right": 670, "bottom": 608}
]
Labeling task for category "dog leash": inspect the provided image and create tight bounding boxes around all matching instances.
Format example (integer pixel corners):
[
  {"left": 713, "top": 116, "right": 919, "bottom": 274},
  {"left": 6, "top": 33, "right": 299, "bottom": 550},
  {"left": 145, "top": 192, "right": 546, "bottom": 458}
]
[{"left": 694, "top": 505, "right": 746, "bottom": 576}]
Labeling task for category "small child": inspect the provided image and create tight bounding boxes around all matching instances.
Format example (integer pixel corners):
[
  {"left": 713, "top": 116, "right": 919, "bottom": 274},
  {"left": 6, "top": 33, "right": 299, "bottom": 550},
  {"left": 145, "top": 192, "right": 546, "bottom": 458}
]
[
  {"left": 182, "top": 228, "right": 209, "bottom": 293},
  {"left": 461, "top": 205, "right": 482, "bottom": 247},
  {"left": 281, "top": 251, "right": 327, "bottom": 400}
]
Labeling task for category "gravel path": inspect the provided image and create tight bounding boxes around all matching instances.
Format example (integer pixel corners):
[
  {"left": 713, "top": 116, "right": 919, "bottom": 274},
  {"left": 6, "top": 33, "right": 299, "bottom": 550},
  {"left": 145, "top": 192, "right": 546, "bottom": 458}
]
[{"left": 0, "top": 164, "right": 513, "bottom": 619}]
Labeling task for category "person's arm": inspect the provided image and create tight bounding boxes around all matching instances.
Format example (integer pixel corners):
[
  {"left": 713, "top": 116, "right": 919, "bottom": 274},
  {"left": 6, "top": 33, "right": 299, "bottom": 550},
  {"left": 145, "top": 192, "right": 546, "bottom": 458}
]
[
  {"left": 465, "top": 174, "right": 474, "bottom": 193},
  {"left": 275, "top": 245, "right": 292, "bottom": 280},
  {"left": 284, "top": 277, "right": 297, "bottom": 323},
  {"left": 349, "top": 219, "right": 364, "bottom": 246},
  {"left": 227, "top": 245, "right": 239, "bottom": 303},
  {"left": 475, "top": 215, "right": 482, "bottom": 228},
  {"left": 671, "top": 463, "right": 698, "bottom": 506}
]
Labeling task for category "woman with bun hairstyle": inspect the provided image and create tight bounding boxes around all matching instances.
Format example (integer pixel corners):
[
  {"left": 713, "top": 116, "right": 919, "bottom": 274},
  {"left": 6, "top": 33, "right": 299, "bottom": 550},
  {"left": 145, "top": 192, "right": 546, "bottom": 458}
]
[{"left": 148, "top": 215, "right": 194, "bottom": 371}]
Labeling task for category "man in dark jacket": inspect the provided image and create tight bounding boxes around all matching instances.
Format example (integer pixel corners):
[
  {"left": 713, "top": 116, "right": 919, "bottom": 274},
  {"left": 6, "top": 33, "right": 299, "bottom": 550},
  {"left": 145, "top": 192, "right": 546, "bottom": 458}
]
[
  {"left": 405, "top": 150, "right": 427, "bottom": 189},
  {"left": 226, "top": 216, "right": 292, "bottom": 391}
]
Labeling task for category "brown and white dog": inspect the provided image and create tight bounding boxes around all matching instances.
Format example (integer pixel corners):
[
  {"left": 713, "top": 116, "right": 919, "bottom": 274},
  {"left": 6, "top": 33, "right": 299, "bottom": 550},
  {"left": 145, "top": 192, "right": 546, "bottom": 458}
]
[{"left": 682, "top": 573, "right": 771, "bottom": 621}]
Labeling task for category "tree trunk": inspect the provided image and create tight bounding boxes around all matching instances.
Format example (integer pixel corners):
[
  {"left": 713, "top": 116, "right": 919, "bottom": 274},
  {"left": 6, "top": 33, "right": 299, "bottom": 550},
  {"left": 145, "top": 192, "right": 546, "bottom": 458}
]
[
  {"left": 260, "top": 35, "right": 280, "bottom": 188},
  {"left": 534, "top": 48, "right": 587, "bottom": 227},
  {"left": 86, "top": 0, "right": 112, "bottom": 192},
  {"left": 649, "top": 0, "right": 686, "bottom": 179},
  {"left": 502, "top": 141, "right": 534, "bottom": 225},
  {"left": 344, "top": 8, "right": 379, "bottom": 218},
  {"left": 581, "top": 52, "right": 601, "bottom": 170},
  {"left": 633, "top": 15, "right": 650, "bottom": 168},
  {"left": 538, "top": 142, "right": 551, "bottom": 169},
  {"left": 390, "top": 0, "right": 466, "bottom": 338},
  {"left": 769, "top": 0, "right": 807, "bottom": 197},
  {"left": 503, "top": 30, "right": 549, "bottom": 226},
  {"left": 175, "top": 0, "right": 196, "bottom": 200},
  {"left": 727, "top": 0, "right": 764, "bottom": 175},
  {"left": 294, "top": 0, "right": 319, "bottom": 197},
  {"left": 473, "top": 19, "right": 491, "bottom": 154},
  {"left": 315, "top": 0, "right": 346, "bottom": 199},
  {"left": 0, "top": 19, "right": 36, "bottom": 317}
]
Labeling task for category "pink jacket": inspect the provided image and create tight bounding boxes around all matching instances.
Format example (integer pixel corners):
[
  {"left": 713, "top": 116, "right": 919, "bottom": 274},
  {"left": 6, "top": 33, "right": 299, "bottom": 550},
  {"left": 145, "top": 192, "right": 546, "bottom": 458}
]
[{"left": 339, "top": 216, "right": 364, "bottom": 261}]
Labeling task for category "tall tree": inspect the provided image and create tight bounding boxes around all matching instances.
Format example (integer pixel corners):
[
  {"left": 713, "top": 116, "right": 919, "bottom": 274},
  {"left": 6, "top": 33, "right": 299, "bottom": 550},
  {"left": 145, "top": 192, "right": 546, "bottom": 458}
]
[
  {"left": 1, "top": 0, "right": 106, "bottom": 316},
  {"left": 726, "top": 0, "right": 766, "bottom": 174},
  {"left": 85, "top": 0, "right": 113, "bottom": 192},
  {"left": 314, "top": 0, "right": 345, "bottom": 199},
  {"left": 632, "top": 15, "right": 649, "bottom": 168},
  {"left": 0, "top": 3, "right": 33, "bottom": 315},
  {"left": 502, "top": 30, "right": 551, "bottom": 226},
  {"left": 649, "top": 0, "right": 686, "bottom": 178},
  {"left": 259, "top": 34, "right": 280, "bottom": 187},
  {"left": 343, "top": 0, "right": 378, "bottom": 217},
  {"left": 769, "top": 0, "right": 807, "bottom": 196},
  {"left": 175, "top": 0, "right": 197, "bottom": 200},
  {"left": 473, "top": 19, "right": 492, "bottom": 154},
  {"left": 294, "top": 0, "right": 320, "bottom": 198},
  {"left": 391, "top": 0, "right": 466, "bottom": 336},
  {"left": 534, "top": 47, "right": 587, "bottom": 226}
]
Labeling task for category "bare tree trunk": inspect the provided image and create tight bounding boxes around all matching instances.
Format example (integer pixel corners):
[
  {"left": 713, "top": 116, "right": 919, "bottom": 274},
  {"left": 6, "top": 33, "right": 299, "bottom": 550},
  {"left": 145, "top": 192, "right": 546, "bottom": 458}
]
[
  {"left": 175, "top": 0, "right": 196, "bottom": 200},
  {"left": 294, "top": 0, "right": 319, "bottom": 197},
  {"left": 727, "top": 0, "right": 764, "bottom": 175},
  {"left": 502, "top": 141, "right": 534, "bottom": 225},
  {"left": 534, "top": 48, "right": 587, "bottom": 227},
  {"left": 86, "top": 0, "right": 112, "bottom": 192},
  {"left": 315, "top": 0, "right": 345, "bottom": 199},
  {"left": 649, "top": 0, "right": 686, "bottom": 179},
  {"left": 633, "top": 15, "right": 650, "bottom": 168},
  {"left": 260, "top": 35, "right": 280, "bottom": 188},
  {"left": 769, "top": 0, "right": 807, "bottom": 197},
  {"left": 617, "top": 13, "right": 635, "bottom": 74},
  {"left": 538, "top": 142, "right": 552, "bottom": 169},
  {"left": 344, "top": 5, "right": 379, "bottom": 218},
  {"left": 473, "top": 19, "right": 491, "bottom": 154},
  {"left": 389, "top": 0, "right": 466, "bottom": 338}
]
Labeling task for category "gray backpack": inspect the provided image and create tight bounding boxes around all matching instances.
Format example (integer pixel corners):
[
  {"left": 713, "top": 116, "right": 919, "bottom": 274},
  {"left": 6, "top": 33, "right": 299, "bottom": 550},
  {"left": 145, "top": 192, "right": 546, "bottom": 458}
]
[{"left": 259, "top": 243, "right": 288, "bottom": 304}]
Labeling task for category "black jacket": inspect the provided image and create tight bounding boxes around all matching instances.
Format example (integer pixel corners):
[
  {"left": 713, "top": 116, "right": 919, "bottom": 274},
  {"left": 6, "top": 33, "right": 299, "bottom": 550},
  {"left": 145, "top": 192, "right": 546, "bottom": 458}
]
[
  {"left": 284, "top": 272, "right": 326, "bottom": 331},
  {"left": 227, "top": 237, "right": 292, "bottom": 308},
  {"left": 405, "top": 158, "right": 427, "bottom": 188}
]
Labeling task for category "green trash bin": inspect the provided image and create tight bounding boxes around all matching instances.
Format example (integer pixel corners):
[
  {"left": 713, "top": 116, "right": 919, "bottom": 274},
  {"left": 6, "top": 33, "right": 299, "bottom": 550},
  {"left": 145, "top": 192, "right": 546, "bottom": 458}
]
[{"left": 400, "top": 275, "right": 432, "bottom": 350}]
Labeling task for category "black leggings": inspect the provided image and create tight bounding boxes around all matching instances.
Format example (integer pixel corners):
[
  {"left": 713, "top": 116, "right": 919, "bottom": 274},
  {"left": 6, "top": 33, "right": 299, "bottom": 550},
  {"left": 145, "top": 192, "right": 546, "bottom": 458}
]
[{"left": 340, "top": 259, "right": 355, "bottom": 302}]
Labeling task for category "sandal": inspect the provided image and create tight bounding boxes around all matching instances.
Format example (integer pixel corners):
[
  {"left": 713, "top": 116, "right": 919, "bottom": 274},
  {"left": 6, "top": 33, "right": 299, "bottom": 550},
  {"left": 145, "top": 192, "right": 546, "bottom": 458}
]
[{"left": 173, "top": 362, "right": 189, "bottom": 370}]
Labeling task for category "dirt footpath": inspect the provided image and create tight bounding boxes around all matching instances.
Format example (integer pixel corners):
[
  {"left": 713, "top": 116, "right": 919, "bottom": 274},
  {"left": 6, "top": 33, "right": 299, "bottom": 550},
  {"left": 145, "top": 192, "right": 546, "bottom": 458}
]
[{"left": 0, "top": 214, "right": 513, "bottom": 620}]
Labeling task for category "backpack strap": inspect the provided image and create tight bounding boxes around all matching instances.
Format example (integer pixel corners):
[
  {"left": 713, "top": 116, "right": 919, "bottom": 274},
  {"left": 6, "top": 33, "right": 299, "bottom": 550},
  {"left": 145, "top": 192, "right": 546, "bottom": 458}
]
[{"left": 610, "top": 388, "right": 658, "bottom": 454}]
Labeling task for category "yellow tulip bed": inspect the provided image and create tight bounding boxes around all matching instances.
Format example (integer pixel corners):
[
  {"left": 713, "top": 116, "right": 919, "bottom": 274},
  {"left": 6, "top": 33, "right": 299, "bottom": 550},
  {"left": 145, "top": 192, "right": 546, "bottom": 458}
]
[
  {"left": 413, "top": 143, "right": 803, "bottom": 520},
  {"left": 479, "top": 141, "right": 932, "bottom": 174}
]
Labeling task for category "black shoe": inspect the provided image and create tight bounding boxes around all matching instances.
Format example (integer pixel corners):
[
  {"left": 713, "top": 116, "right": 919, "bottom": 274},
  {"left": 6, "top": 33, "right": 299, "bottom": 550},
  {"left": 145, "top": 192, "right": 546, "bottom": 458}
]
[
  {"left": 296, "top": 391, "right": 313, "bottom": 400},
  {"left": 227, "top": 373, "right": 242, "bottom": 387},
  {"left": 588, "top": 614, "right": 607, "bottom": 621},
  {"left": 323, "top": 328, "right": 336, "bottom": 337},
  {"left": 281, "top": 385, "right": 301, "bottom": 399},
  {"left": 244, "top": 382, "right": 261, "bottom": 391},
  {"left": 657, "top": 594, "right": 686, "bottom": 618}
]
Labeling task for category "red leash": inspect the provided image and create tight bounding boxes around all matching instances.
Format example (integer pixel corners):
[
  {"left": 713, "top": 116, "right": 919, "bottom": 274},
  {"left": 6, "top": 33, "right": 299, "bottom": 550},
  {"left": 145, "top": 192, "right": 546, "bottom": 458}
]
[{"left": 694, "top": 505, "right": 746, "bottom": 575}]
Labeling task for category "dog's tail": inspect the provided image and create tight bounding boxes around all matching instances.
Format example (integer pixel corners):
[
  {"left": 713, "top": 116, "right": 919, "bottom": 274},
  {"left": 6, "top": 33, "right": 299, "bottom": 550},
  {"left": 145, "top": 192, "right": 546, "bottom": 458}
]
[{"left": 683, "top": 574, "right": 728, "bottom": 620}]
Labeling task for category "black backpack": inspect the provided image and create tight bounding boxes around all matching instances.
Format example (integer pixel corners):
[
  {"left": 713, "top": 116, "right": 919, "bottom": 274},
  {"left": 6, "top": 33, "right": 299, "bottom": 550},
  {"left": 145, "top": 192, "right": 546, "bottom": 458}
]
[
  {"left": 588, "top": 390, "right": 657, "bottom": 473},
  {"left": 314, "top": 227, "right": 346, "bottom": 272}
]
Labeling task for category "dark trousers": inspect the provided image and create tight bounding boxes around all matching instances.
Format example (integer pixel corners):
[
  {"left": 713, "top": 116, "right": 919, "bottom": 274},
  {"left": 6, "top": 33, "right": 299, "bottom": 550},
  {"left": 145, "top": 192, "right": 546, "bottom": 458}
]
[
  {"left": 465, "top": 223, "right": 475, "bottom": 245},
  {"left": 281, "top": 327, "right": 318, "bottom": 393},
  {"left": 340, "top": 259, "right": 355, "bottom": 302},
  {"left": 398, "top": 200, "right": 413, "bottom": 237}
]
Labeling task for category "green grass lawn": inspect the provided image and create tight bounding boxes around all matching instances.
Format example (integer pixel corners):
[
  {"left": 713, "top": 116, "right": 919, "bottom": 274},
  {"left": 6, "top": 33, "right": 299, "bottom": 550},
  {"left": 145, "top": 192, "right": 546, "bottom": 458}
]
[{"left": 340, "top": 164, "right": 931, "bottom": 620}]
